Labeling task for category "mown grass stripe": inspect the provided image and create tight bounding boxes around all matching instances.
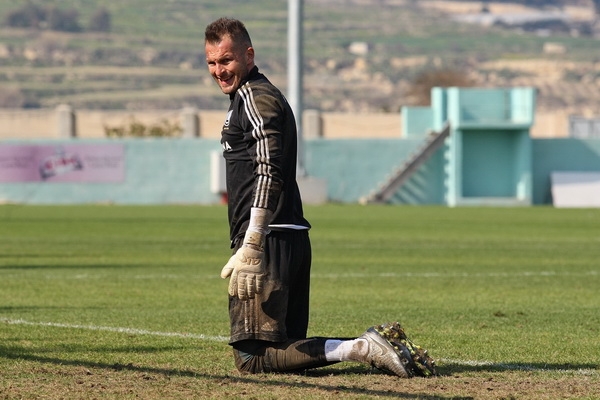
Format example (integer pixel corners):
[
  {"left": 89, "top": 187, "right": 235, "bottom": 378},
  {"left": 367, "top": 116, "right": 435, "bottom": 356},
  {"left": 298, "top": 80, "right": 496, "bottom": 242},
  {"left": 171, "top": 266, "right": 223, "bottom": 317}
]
[{"left": 2, "top": 317, "right": 596, "bottom": 376}]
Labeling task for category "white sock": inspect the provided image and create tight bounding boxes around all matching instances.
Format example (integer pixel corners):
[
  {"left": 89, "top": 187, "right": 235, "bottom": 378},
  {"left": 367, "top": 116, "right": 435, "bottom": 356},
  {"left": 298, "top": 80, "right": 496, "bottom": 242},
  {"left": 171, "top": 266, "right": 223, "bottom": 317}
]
[{"left": 324, "top": 339, "right": 367, "bottom": 362}]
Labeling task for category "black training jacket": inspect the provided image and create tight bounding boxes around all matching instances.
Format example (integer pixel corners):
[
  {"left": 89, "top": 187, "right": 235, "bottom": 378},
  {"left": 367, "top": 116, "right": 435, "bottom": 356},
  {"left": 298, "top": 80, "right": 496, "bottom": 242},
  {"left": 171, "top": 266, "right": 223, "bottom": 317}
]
[{"left": 220, "top": 66, "right": 310, "bottom": 244}]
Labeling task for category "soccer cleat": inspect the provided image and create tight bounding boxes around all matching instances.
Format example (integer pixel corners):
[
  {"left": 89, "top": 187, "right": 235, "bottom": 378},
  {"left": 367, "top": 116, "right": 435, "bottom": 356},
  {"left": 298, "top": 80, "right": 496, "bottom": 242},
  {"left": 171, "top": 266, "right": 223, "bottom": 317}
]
[
  {"left": 372, "top": 322, "right": 437, "bottom": 377},
  {"left": 360, "top": 326, "right": 410, "bottom": 378}
]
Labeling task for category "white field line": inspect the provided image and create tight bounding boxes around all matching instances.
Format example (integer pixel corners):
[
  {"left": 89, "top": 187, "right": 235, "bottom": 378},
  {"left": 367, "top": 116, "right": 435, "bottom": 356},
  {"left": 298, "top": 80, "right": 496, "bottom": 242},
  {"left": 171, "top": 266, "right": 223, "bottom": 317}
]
[
  {"left": 439, "top": 358, "right": 598, "bottom": 376},
  {"left": 135, "top": 270, "right": 598, "bottom": 280},
  {"left": 23, "top": 270, "right": 598, "bottom": 281},
  {"left": 1, "top": 317, "right": 597, "bottom": 376},
  {"left": 311, "top": 270, "right": 599, "bottom": 279},
  {"left": 2, "top": 270, "right": 597, "bottom": 282},
  {"left": 0, "top": 317, "right": 229, "bottom": 342}
]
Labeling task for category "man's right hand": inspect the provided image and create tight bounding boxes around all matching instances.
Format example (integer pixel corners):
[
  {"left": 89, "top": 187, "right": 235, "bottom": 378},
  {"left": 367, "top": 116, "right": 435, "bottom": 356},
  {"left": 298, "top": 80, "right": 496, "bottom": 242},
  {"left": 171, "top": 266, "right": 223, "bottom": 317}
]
[{"left": 220, "top": 243, "right": 265, "bottom": 301}]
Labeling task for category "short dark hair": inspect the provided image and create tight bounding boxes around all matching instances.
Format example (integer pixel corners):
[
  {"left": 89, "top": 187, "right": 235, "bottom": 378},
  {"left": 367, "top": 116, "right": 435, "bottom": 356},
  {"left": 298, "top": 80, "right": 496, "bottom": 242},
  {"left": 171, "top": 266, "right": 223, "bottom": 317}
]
[{"left": 205, "top": 17, "right": 253, "bottom": 48}]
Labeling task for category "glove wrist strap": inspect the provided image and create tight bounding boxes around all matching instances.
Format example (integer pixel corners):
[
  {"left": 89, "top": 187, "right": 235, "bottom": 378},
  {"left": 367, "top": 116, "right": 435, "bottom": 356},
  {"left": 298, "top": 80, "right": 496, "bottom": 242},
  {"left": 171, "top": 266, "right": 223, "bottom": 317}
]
[
  {"left": 247, "top": 207, "right": 273, "bottom": 234},
  {"left": 244, "top": 207, "right": 273, "bottom": 250},
  {"left": 243, "top": 230, "right": 265, "bottom": 251}
]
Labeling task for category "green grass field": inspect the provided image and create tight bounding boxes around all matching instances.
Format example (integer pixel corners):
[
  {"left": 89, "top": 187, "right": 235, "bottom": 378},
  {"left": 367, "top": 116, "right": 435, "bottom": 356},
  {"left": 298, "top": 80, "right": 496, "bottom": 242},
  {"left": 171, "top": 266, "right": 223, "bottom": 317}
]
[{"left": 1, "top": 205, "right": 599, "bottom": 399}]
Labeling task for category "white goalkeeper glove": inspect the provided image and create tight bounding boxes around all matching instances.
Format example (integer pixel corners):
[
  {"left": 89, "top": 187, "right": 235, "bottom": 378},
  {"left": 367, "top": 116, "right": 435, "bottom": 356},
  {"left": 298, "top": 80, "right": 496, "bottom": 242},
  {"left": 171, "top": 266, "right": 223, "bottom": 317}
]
[{"left": 220, "top": 208, "right": 272, "bottom": 300}]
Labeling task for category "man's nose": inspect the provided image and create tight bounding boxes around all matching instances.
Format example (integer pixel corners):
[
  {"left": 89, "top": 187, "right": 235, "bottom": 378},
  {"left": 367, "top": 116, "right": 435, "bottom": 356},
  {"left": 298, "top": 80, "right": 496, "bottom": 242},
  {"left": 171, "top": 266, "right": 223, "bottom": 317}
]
[{"left": 214, "top": 64, "right": 225, "bottom": 76}]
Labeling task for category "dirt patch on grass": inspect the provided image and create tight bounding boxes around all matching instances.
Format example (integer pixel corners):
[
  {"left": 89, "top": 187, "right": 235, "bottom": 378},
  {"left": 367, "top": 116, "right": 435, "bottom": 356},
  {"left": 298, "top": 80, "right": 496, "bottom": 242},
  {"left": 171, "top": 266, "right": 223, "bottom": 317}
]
[{"left": 1, "top": 361, "right": 597, "bottom": 399}]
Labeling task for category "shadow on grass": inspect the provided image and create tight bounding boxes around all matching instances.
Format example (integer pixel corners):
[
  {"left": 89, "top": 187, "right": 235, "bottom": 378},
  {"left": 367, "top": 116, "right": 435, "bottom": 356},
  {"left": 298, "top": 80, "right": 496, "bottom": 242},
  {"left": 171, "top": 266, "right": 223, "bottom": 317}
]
[
  {"left": 0, "top": 346, "right": 468, "bottom": 400},
  {"left": 4, "top": 342, "right": 595, "bottom": 398}
]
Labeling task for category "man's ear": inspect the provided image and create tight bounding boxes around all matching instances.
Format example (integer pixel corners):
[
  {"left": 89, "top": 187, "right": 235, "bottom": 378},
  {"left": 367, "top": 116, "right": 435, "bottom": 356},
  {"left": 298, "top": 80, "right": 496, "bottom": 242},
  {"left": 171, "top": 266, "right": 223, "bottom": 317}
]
[{"left": 246, "top": 47, "right": 255, "bottom": 67}]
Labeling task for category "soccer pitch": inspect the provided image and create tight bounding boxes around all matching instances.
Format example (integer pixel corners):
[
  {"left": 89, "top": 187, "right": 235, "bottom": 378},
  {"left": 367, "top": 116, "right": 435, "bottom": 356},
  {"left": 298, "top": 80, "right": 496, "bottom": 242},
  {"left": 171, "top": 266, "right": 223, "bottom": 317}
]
[{"left": 1, "top": 204, "right": 598, "bottom": 399}]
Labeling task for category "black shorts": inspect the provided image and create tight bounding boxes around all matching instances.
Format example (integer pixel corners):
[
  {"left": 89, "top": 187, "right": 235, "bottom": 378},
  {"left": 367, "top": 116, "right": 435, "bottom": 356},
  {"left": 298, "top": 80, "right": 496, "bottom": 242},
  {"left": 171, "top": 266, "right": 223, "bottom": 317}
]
[{"left": 228, "top": 229, "right": 311, "bottom": 344}]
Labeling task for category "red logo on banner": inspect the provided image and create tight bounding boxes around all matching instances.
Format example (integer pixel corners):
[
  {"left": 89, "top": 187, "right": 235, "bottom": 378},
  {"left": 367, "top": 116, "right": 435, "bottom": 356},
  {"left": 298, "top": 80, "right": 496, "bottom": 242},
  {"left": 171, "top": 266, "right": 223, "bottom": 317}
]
[{"left": 39, "top": 148, "right": 84, "bottom": 180}]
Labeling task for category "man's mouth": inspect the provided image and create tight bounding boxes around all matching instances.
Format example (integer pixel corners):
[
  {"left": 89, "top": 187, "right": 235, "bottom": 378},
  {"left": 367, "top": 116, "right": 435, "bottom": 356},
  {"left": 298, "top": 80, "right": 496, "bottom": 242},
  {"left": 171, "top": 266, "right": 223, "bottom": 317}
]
[{"left": 218, "top": 76, "right": 233, "bottom": 86}]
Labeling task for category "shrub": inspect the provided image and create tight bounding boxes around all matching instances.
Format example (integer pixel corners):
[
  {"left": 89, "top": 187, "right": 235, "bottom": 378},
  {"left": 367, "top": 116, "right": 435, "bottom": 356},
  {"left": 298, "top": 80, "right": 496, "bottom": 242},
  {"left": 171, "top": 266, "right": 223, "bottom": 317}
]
[
  {"left": 104, "top": 117, "right": 183, "bottom": 138},
  {"left": 4, "top": 2, "right": 46, "bottom": 28},
  {"left": 406, "top": 68, "right": 475, "bottom": 106},
  {"left": 0, "top": 87, "right": 26, "bottom": 108},
  {"left": 4, "top": 2, "right": 82, "bottom": 32},
  {"left": 46, "top": 6, "right": 81, "bottom": 32},
  {"left": 89, "top": 7, "right": 111, "bottom": 33}
]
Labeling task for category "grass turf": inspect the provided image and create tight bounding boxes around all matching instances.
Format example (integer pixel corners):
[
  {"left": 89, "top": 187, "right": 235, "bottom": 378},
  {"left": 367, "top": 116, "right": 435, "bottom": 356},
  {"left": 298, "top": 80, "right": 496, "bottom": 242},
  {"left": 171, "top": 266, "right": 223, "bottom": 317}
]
[{"left": 1, "top": 204, "right": 599, "bottom": 399}]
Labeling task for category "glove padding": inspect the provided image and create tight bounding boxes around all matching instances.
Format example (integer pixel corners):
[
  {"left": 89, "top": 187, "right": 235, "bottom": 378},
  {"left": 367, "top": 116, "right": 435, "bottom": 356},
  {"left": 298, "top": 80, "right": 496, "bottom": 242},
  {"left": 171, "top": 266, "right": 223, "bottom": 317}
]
[{"left": 220, "top": 244, "right": 265, "bottom": 300}]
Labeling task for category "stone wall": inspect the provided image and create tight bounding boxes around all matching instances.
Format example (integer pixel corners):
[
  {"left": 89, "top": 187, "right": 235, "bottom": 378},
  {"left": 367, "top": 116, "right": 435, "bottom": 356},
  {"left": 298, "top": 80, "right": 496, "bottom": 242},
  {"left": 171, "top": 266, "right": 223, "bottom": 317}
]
[{"left": 0, "top": 106, "right": 570, "bottom": 140}]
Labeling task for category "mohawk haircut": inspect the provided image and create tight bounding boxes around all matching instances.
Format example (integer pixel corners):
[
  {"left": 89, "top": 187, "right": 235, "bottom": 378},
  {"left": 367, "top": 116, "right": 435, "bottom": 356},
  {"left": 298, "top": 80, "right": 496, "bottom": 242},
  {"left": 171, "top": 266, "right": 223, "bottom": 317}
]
[{"left": 204, "top": 17, "right": 253, "bottom": 48}]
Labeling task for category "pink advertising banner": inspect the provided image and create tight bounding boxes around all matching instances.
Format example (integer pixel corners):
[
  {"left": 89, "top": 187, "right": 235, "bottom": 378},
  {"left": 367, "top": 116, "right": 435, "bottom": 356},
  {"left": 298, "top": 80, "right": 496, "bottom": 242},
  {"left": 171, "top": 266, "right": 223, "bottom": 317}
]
[{"left": 0, "top": 144, "right": 125, "bottom": 183}]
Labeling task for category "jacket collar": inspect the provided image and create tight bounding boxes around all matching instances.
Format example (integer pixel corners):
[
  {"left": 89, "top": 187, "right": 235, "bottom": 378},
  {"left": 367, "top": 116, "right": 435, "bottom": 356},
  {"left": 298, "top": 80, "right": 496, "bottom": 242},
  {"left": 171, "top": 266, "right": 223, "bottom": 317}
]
[{"left": 230, "top": 66, "right": 259, "bottom": 100}]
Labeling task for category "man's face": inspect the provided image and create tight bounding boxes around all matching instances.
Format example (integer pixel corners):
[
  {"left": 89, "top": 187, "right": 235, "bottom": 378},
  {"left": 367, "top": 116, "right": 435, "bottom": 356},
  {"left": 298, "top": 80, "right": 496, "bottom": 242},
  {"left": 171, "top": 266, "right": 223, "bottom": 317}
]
[{"left": 205, "top": 35, "right": 254, "bottom": 95}]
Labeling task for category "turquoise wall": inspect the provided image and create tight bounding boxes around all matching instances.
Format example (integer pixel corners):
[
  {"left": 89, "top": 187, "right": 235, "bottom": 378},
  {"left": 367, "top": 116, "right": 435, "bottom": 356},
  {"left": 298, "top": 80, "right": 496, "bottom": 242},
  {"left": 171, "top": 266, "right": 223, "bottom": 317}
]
[
  {"left": 531, "top": 138, "right": 600, "bottom": 205},
  {"left": 461, "top": 129, "right": 519, "bottom": 198},
  {"left": 305, "top": 138, "right": 423, "bottom": 203},
  {"left": 0, "top": 139, "right": 222, "bottom": 204},
  {"left": 1, "top": 137, "right": 599, "bottom": 205},
  {"left": 430, "top": 87, "right": 535, "bottom": 206}
]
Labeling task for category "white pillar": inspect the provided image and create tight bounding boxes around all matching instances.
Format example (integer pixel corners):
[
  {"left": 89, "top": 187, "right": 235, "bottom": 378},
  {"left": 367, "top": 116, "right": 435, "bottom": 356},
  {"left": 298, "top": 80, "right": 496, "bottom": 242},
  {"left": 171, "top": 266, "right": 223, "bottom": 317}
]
[
  {"left": 303, "top": 109, "right": 322, "bottom": 139},
  {"left": 181, "top": 106, "right": 200, "bottom": 138},
  {"left": 56, "top": 104, "right": 76, "bottom": 138}
]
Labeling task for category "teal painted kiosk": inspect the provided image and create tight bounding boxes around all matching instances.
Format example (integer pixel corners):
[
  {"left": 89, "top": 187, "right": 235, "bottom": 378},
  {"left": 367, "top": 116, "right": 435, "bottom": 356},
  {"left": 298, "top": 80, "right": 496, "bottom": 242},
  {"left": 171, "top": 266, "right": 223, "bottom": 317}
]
[{"left": 403, "top": 87, "right": 536, "bottom": 206}]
